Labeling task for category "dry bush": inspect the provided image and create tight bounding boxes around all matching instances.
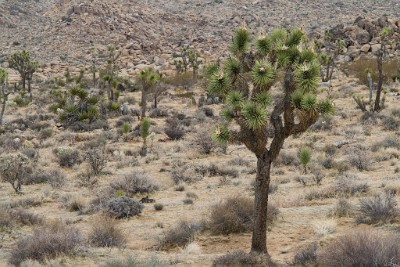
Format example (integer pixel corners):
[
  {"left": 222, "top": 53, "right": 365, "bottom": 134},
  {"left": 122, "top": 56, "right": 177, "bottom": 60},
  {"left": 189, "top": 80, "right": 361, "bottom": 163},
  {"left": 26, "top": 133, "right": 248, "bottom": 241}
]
[
  {"left": 318, "top": 230, "right": 400, "bottom": 267},
  {"left": 54, "top": 147, "right": 82, "bottom": 167},
  {"left": 347, "top": 149, "right": 371, "bottom": 171},
  {"left": 293, "top": 242, "right": 317, "bottom": 266},
  {"left": 8, "top": 209, "right": 43, "bottom": 226},
  {"left": 158, "top": 220, "right": 203, "bottom": 250},
  {"left": 59, "top": 195, "right": 86, "bottom": 213},
  {"left": 0, "top": 209, "right": 13, "bottom": 230},
  {"left": 25, "top": 169, "right": 65, "bottom": 188},
  {"left": 273, "top": 151, "right": 299, "bottom": 167},
  {"left": 355, "top": 193, "right": 398, "bottom": 224},
  {"left": 382, "top": 116, "right": 400, "bottom": 131},
  {"left": 85, "top": 149, "right": 107, "bottom": 176},
  {"left": 110, "top": 171, "right": 160, "bottom": 196},
  {"left": 195, "top": 127, "right": 219, "bottom": 154},
  {"left": 154, "top": 203, "right": 164, "bottom": 211},
  {"left": 9, "top": 222, "right": 83, "bottom": 266},
  {"left": 88, "top": 217, "right": 126, "bottom": 248},
  {"left": 103, "top": 255, "right": 169, "bottom": 267},
  {"left": 164, "top": 118, "right": 185, "bottom": 140},
  {"left": 209, "top": 197, "right": 279, "bottom": 235},
  {"left": 0, "top": 153, "right": 32, "bottom": 193},
  {"left": 2, "top": 197, "right": 42, "bottom": 209},
  {"left": 106, "top": 196, "right": 144, "bottom": 219},
  {"left": 331, "top": 199, "right": 353, "bottom": 217},
  {"left": 171, "top": 163, "right": 202, "bottom": 184},
  {"left": 374, "top": 136, "right": 400, "bottom": 150},
  {"left": 213, "top": 250, "right": 274, "bottom": 267}
]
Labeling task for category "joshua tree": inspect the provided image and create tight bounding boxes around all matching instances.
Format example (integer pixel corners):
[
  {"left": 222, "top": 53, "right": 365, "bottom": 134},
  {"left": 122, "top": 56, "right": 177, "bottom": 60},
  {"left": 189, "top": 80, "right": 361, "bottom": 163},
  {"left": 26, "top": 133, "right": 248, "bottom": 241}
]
[
  {"left": 298, "top": 146, "right": 311, "bottom": 174},
  {"left": 0, "top": 69, "right": 10, "bottom": 125},
  {"left": 353, "top": 27, "right": 392, "bottom": 112},
  {"left": 140, "top": 117, "right": 151, "bottom": 156},
  {"left": 8, "top": 50, "right": 38, "bottom": 99},
  {"left": 137, "top": 67, "right": 159, "bottom": 119},
  {"left": 209, "top": 26, "right": 334, "bottom": 255}
]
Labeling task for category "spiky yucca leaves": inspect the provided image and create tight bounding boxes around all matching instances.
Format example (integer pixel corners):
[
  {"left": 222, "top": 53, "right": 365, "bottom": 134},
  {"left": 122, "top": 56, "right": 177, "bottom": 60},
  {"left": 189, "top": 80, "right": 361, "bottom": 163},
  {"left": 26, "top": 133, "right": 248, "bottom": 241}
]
[
  {"left": 230, "top": 26, "right": 250, "bottom": 55},
  {"left": 251, "top": 60, "right": 275, "bottom": 90},
  {"left": 208, "top": 72, "right": 229, "bottom": 96},
  {"left": 294, "top": 61, "right": 320, "bottom": 93},
  {"left": 255, "top": 35, "right": 271, "bottom": 57},
  {"left": 242, "top": 101, "right": 268, "bottom": 130}
]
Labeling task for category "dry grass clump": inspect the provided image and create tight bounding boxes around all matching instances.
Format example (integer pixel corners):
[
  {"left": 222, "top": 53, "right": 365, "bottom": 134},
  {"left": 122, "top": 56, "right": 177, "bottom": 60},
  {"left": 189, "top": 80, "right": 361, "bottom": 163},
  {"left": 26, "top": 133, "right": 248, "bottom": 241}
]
[
  {"left": 355, "top": 193, "right": 399, "bottom": 224},
  {"left": 8, "top": 209, "right": 43, "bottom": 226},
  {"left": 2, "top": 197, "right": 43, "bottom": 209},
  {"left": 318, "top": 230, "right": 400, "bottom": 267},
  {"left": 213, "top": 251, "right": 275, "bottom": 267},
  {"left": 158, "top": 220, "right": 203, "bottom": 250},
  {"left": 25, "top": 169, "right": 65, "bottom": 188},
  {"left": 292, "top": 242, "right": 317, "bottom": 266},
  {"left": 53, "top": 146, "right": 82, "bottom": 167},
  {"left": 209, "top": 197, "right": 279, "bottom": 235},
  {"left": 331, "top": 198, "right": 353, "bottom": 217},
  {"left": 110, "top": 171, "right": 160, "bottom": 196},
  {"left": 347, "top": 149, "right": 371, "bottom": 171},
  {"left": 9, "top": 222, "right": 83, "bottom": 266},
  {"left": 88, "top": 216, "right": 127, "bottom": 248},
  {"left": 103, "top": 255, "right": 169, "bottom": 267}
]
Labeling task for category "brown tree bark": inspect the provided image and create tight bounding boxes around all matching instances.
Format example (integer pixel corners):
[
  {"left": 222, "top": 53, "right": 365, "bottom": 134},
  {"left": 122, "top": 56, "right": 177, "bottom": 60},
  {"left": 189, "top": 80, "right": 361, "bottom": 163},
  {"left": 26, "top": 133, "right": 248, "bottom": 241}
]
[
  {"left": 141, "top": 88, "right": 147, "bottom": 119},
  {"left": 374, "top": 50, "right": 384, "bottom": 112},
  {"left": 251, "top": 150, "right": 272, "bottom": 255}
]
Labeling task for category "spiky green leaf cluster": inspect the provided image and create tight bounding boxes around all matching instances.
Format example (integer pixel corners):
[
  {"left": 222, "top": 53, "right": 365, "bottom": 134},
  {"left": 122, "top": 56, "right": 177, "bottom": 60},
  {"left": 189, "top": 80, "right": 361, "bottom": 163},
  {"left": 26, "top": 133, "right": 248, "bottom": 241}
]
[
  {"left": 242, "top": 101, "right": 268, "bottom": 130},
  {"left": 254, "top": 91, "right": 272, "bottom": 108},
  {"left": 140, "top": 117, "right": 151, "bottom": 139},
  {"left": 230, "top": 27, "right": 250, "bottom": 54},
  {"left": 294, "top": 61, "right": 320, "bottom": 92},
  {"left": 317, "top": 99, "right": 335, "bottom": 115},
  {"left": 208, "top": 72, "right": 229, "bottom": 95},
  {"left": 251, "top": 60, "right": 275, "bottom": 89},
  {"left": 255, "top": 35, "right": 271, "bottom": 56},
  {"left": 212, "top": 125, "right": 230, "bottom": 144},
  {"left": 226, "top": 91, "right": 244, "bottom": 109},
  {"left": 224, "top": 57, "right": 242, "bottom": 80},
  {"left": 300, "top": 93, "right": 317, "bottom": 111},
  {"left": 286, "top": 28, "right": 305, "bottom": 47},
  {"left": 205, "top": 62, "right": 219, "bottom": 78}
]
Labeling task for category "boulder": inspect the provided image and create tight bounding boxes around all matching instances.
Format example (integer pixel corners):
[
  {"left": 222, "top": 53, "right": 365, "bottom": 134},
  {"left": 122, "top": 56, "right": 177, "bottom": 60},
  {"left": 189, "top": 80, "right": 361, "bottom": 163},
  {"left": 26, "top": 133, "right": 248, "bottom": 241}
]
[
  {"left": 355, "top": 29, "right": 371, "bottom": 44},
  {"left": 371, "top": 44, "right": 381, "bottom": 53},
  {"left": 360, "top": 44, "right": 370, "bottom": 53}
]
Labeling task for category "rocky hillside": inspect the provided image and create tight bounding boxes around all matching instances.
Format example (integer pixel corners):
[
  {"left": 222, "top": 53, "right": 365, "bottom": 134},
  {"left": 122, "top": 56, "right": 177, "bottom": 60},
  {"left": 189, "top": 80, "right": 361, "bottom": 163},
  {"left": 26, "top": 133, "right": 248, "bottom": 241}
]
[{"left": 0, "top": 0, "right": 400, "bottom": 75}]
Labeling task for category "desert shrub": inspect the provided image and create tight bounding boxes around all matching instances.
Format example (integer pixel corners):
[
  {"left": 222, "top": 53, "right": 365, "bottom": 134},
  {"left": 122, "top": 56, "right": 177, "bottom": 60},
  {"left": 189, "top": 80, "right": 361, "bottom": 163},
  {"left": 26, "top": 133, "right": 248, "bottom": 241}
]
[
  {"left": 85, "top": 149, "right": 107, "bottom": 175},
  {"left": 54, "top": 146, "right": 82, "bottom": 167},
  {"left": 21, "top": 148, "right": 39, "bottom": 161},
  {"left": 164, "top": 118, "right": 185, "bottom": 140},
  {"left": 228, "top": 157, "right": 251, "bottom": 167},
  {"left": 318, "top": 230, "right": 400, "bottom": 267},
  {"left": 158, "top": 220, "right": 203, "bottom": 250},
  {"left": 382, "top": 116, "right": 400, "bottom": 131},
  {"left": 106, "top": 197, "right": 143, "bottom": 219},
  {"left": 183, "top": 198, "right": 194, "bottom": 205},
  {"left": 110, "top": 172, "right": 160, "bottom": 196},
  {"left": 115, "top": 116, "right": 134, "bottom": 128},
  {"left": 332, "top": 199, "right": 353, "bottom": 217},
  {"left": 8, "top": 209, "right": 43, "bottom": 226},
  {"left": 0, "top": 209, "right": 13, "bottom": 230},
  {"left": 274, "top": 151, "right": 299, "bottom": 167},
  {"left": 377, "top": 136, "right": 400, "bottom": 149},
  {"left": 103, "top": 255, "right": 169, "bottom": 267},
  {"left": 310, "top": 116, "right": 334, "bottom": 131},
  {"left": 298, "top": 147, "right": 311, "bottom": 172},
  {"left": 334, "top": 176, "right": 369, "bottom": 197},
  {"left": 0, "top": 153, "right": 31, "bottom": 193},
  {"left": 293, "top": 242, "right": 317, "bottom": 266},
  {"left": 356, "top": 193, "right": 398, "bottom": 224},
  {"left": 2, "top": 197, "right": 42, "bottom": 209},
  {"left": 171, "top": 163, "right": 202, "bottom": 184},
  {"left": 9, "top": 223, "right": 83, "bottom": 266},
  {"left": 347, "top": 149, "right": 370, "bottom": 171},
  {"left": 213, "top": 250, "right": 273, "bottom": 267},
  {"left": 320, "top": 157, "right": 334, "bottom": 169},
  {"left": 38, "top": 127, "right": 53, "bottom": 140},
  {"left": 154, "top": 203, "right": 164, "bottom": 211},
  {"left": 88, "top": 217, "right": 126, "bottom": 248},
  {"left": 209, "top": 197, "right": 279, "bottom": 235},
  {"left": 25, "top": 169, "right": 65, "bottom": 188},
  {"left": 59, "top": 194, "right": 86, "bottom": 213},
  {"left": 195, "top": 127, "right": 221, "bottom": 154},
  {"left": 149, "top": 108, "right": 169, "bottom": 118}
]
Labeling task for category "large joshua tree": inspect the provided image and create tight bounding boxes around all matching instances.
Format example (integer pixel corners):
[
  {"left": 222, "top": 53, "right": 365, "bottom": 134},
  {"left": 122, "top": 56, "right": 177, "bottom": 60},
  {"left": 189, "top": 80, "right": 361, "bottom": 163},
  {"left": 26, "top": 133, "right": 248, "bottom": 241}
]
[
  {"left": 9, "top": 50, "right": 38, "bottom": 99},
  {"left": 208, "top": 26, "right": 334, "bottom": 255}
]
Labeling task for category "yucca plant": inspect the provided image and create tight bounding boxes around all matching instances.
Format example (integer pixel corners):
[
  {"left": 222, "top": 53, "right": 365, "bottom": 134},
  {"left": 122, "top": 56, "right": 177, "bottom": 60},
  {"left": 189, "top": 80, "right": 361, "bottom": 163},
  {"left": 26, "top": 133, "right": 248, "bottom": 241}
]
[
  {"left": 208, "top": 26, "right": 334, "bottom": 255},
  {"left": 298, "top": 147, "right": 311, "bottom": 174}
]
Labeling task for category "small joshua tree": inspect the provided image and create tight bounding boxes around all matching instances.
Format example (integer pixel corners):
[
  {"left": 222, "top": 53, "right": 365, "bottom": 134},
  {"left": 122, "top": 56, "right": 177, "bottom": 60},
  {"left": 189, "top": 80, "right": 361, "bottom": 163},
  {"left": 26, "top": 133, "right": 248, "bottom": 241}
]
[
  {"left": 298, "top": 147, "right": 311, "bottom": 174},
  {"left": 353, "top": 27, "right": 392, "bottom": 112},
  {"left": 8, "top": 50, "right": 38, "bottom": 100},
  {"left": 140, "top": 117, "right": 151, "bottom": 156},
  {"left": 209, "top": 26, "right": 334, "bottom": 255},
  {"left": 137, "top": 67, "right": 159, "bottom": 119},
  {"left": 121, "top": 122, "right": 130, "bottom": 141},
  {"left": 0, "top": 69, "right": 10, "bottom": 125}
]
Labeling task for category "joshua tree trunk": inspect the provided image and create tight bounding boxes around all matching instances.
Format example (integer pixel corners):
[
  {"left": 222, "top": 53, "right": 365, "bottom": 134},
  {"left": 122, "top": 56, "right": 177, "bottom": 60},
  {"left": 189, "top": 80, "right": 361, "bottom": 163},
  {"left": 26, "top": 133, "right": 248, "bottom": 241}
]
[
  {"left": 141, "top": 88, "right": 147, "bottom": 119},
  {"left": 374, "top": 51, "right": 384, "bottom": 112},
  {"left": 28, "top": 78, "right": 32, "bottom": 101},
  {"left": 21, "top": 74, "right": 26, "bottom": 91},
  {"left": 0, "top": 92, "right": 7, "bottom": 125},
  {"left": 251, "top": 151, "right": 272, "bottom": 255}
]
